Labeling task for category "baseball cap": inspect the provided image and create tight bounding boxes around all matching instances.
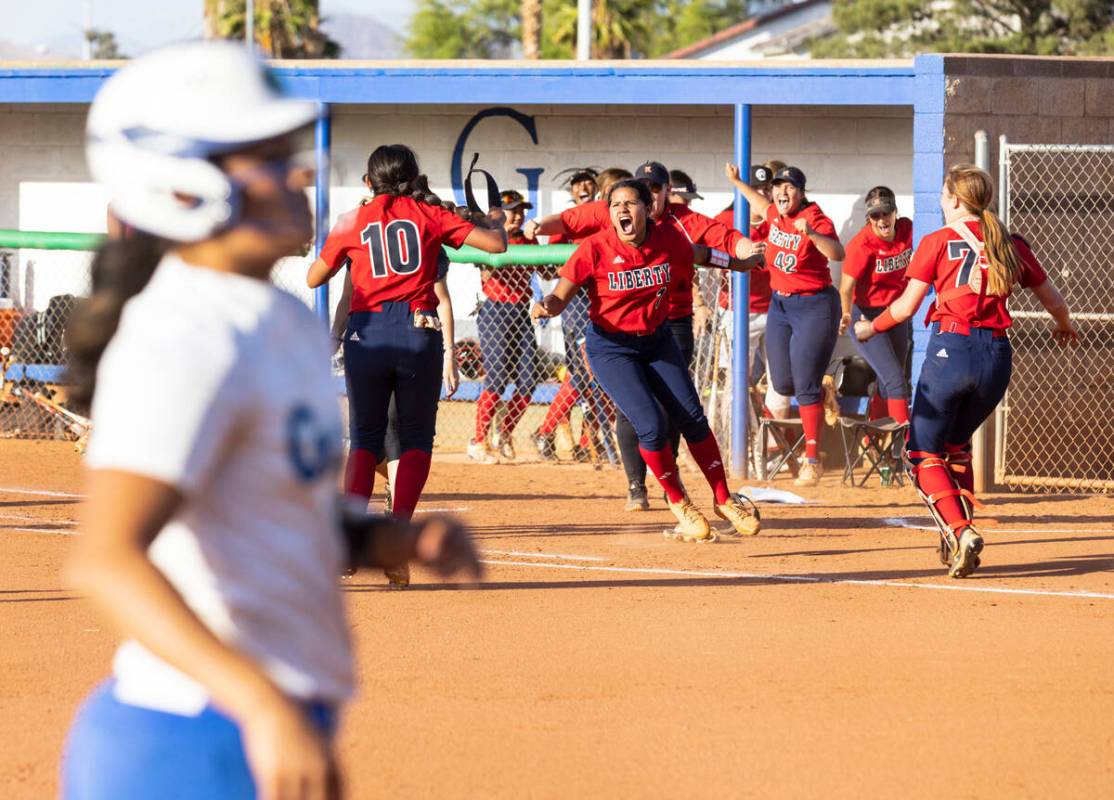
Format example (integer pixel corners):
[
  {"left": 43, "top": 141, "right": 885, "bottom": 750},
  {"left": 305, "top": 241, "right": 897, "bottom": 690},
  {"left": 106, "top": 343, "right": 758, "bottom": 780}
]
[
  {"left": 635, "top": 161, "right": 670, "bottom": 187},
  {"left": 669, "top": 169, "right": 704, "bottom": 200},
  {"left": 865, "top": 190, "right": 897, "bottom": 217},
  {"left": 771, "top": 166, "right": 807, "bottom": 191},
  {"left": 749, "top": 164, "right": 774, "bottom": 188},
  {"left": 500, "top": 190, "right": 533, "bottom": 210}
]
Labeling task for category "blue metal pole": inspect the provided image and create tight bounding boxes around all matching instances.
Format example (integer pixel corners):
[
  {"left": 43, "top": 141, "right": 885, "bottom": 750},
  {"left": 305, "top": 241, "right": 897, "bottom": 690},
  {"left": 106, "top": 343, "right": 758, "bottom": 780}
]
[
  {"left": 731, "top": 104, "right": 752, "bottom": 478},
  {"left": 313, "top": 102, "right": 331, "bottom": 326}
]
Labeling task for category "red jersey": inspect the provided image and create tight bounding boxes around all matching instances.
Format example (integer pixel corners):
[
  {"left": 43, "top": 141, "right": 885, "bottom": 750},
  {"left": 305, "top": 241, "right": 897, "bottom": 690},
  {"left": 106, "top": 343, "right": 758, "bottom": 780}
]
[
  {"left": 559, "top": 198, "right": 610, "bottom": 240},
  {"left": 560, "top": 223, "right": 694, "bottom": 336},
  {"left": 320, "top": 195, "right": 474, "bottom": 313},
  {"left": 906, "top": 221, "right": 1048, "bottom": 332},
  {"left": 481, "top": 232, "right": 534, "bottom": 304},
  {"left": 660, "top": 204, "right": 746, "bottom": 319},
  {"left": 715, "top": 209, "right": 771, "bottom": 313},
  {"left": 763, "top": 202, "right": 839, "bottom": 294},
  {"left": 842, "top": 217, "right": 914, "bottom": 308}
]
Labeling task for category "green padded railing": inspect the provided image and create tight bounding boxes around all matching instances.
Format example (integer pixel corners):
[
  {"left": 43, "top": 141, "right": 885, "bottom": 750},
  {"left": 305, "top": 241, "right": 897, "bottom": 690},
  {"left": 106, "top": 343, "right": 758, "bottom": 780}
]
[{"left": 0, "top": 230, "right": 575, "bottom": 268}]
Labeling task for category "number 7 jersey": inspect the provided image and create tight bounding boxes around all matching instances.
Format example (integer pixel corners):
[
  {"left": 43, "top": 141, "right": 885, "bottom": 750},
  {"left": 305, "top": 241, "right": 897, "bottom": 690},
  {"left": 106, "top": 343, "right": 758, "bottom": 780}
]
[
  {"left": 906, "top": 220, "right": 1047, "bottom": 332},
  {"left": 319, "top": 195, "right": 475, "bottom": 313}
]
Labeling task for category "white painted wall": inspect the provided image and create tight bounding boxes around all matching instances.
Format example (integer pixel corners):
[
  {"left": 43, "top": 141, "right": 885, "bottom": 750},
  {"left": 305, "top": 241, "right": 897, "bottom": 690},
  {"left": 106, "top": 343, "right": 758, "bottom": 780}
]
[{"left": 0, "top": 102, "right": 913, "bottom": 329}]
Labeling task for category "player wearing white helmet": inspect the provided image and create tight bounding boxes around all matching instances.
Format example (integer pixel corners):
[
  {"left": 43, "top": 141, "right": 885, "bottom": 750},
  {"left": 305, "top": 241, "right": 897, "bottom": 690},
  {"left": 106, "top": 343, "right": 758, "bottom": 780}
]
[{"left": 61, "top": 41, "right": 480, "bottom": 800}]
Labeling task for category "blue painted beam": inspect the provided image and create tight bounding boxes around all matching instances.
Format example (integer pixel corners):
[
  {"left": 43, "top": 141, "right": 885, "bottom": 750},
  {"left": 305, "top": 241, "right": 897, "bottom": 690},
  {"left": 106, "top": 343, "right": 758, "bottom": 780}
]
[
  {"left": 313, "top": 102, "right": 331, "bottom": 326},
  {"left": 0, "top": 62, "right": 917, "bottom": 106},
  {"left": 731, "top": 104, "right": 751, "bottom": 479}
]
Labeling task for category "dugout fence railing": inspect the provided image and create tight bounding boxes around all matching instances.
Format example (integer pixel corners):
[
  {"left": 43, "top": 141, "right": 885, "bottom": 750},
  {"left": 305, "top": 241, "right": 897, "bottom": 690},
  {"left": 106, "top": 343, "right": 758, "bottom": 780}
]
[
  {"left": 0, "top": 232, "right": 740, "bottom": 474},
  {"left": 995, "top": 139, "right": 1114, "bottom": 492}
]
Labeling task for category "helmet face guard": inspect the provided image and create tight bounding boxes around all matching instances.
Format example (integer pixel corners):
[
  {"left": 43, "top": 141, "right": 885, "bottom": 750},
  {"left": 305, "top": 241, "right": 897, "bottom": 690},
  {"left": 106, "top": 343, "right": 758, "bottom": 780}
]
[{"left": 86, "top": 41, "right": 318, "bottom": 242}]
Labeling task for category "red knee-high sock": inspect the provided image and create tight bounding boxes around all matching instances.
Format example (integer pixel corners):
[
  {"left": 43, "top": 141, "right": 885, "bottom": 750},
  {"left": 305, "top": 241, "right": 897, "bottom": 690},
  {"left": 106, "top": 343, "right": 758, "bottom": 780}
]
[
  {"left": 798, "top": 402, "right": 824, "bottom": 461},
  {"left": 913, "top": 455, "right": 971, "bottom": 532},
  {"left": 868, "top": 392, "right": 887, "bottom": 421},
  {"left": 686, "top": 432, "right": 732, "bottom": 504},
  {"left": 538, "top": 380, "right": 578, "bottom": 435},
  {"left": 639, "top": 446, "right": 686, "bottom": 503},
  {"left": 500, "top": 393, "right": 531, "bottom": 435},
  {"left": 945, "top": 443, "right": 976, "bottom": 508},
  {"left": 886, "top": 398, "right": 910, "bottom": 425},
  {"left": 474, "top": 390, "right": 499, "bottom": 443},
  {"left": 345, "top": 448, "right": 377, "bottom": 501},
  {"left": 391, "top": 449, "right": 432, "bottom": 520}
]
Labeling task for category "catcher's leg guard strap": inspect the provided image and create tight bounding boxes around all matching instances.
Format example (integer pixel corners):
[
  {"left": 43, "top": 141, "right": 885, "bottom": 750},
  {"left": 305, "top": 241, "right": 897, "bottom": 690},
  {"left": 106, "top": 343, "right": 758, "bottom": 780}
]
[
  {"left": 945, "top": 443, "right": 983, "bottom": 515},
  {"left": 907, "top": 451, "right": 973, "bottom": 537}
]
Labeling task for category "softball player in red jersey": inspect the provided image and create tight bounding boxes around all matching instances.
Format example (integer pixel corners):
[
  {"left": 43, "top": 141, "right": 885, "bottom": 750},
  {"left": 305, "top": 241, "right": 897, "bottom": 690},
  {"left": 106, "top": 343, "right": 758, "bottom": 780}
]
[
  {"left": 307, "top": 145, "right": 507, "bottom": 566},
  {"left": 855, "top": 164, "right": 1078, "bottom": 578},
  {"left": 470, "top": 190, "right": 542, "bottom": 463},
  {"left": 838, "top": 186, "right": 914, "bottom": 424},
  {"left": 532, "top": 180, "right": 763, "bottom": 541},
  {"left": 730, "top": 165, "right": 845, "bottom": 486},
  {"left": 63, "top": 42, "right": 479, "bottom": 800},
  {"left": 531, "top": 161, "right": 758, "bottom": 509}
]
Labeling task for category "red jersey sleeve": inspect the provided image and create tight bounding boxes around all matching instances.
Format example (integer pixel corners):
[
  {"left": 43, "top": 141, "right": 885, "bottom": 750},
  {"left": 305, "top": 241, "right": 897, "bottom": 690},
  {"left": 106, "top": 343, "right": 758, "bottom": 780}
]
[
  {"left": 840, "top": 229, "right": 873, "bottom": 282},
  {"left": 429, "top": 204, "right": 475, "bottom": 249},
  {"left": 671, "top": 204, "right": 744, "bottom": 253},
  {"left": 1013, "top": 235, "right": 1048, "bottom": 289},
  {"left": 906, "top": 232, "right": 945, "bottom": 284},
  {"left": 807, "top": 205, "right": 838, "bottom": 239},
  {"left": 561, "top": 199, "right": 609, "bottom": 239},
  {"left": 319, "top": 209, "right": 360, "bottom": 271},
  {"left": 559, "top": 240, "right": 596, "bottom": 286}
]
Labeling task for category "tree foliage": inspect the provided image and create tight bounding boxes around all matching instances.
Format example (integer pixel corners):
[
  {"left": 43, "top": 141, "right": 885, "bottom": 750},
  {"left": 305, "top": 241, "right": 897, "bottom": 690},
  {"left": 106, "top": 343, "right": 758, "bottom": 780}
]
[
  {"left": 404, "top": 0, "right": 747, "bottom": 59},
  {"left": 204, "top": 0, "right": 340, "bottom": 58},
  {"left": 811, "top": 0, "right": 1114, "bottom": 57},
  {"left": 85, "top": 29, "right": 126, "bottom": 60}
]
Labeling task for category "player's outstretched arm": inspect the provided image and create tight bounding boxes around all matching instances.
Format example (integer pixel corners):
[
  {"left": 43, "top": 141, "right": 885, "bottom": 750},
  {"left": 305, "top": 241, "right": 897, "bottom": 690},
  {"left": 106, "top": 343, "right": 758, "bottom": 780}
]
[
  {"left": 854, "top": 278, "right": 931, "bottom": 341},
  {"left": 724, "top": 162, "right": 771, "bottom": 217},
  {"left": 67, "top": 470, "right": 337, "bottom": 800},
  {"left": 1030, "top": 279, "right": 1080, "bottom": 345},
  {"left": 340, "top": 502, "right": 482, "bottom": 580},
  {"left": 306, "top": 256, "right": 339, "bottom": 288},
  {"left": 692, "top": 243, "right": 763, "bottom": 273},
  {"left": 524, "top": 212, "right": 566, "bottom": 241},
  {"left": 532, "top": 278, "right": 580, "bottom": 320}
]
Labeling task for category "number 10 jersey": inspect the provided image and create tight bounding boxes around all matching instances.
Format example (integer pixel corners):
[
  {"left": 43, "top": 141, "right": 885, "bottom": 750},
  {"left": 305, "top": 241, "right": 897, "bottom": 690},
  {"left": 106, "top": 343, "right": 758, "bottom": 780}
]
[{"left": 320, "top": 195, "right": 475, "bottom": 313}]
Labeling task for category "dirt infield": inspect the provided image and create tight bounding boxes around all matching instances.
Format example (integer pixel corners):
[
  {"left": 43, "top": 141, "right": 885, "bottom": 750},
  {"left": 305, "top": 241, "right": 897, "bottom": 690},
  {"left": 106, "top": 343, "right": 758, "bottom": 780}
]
[{"left": 2, "top": 440, "right": 1114, "bottom": 798}]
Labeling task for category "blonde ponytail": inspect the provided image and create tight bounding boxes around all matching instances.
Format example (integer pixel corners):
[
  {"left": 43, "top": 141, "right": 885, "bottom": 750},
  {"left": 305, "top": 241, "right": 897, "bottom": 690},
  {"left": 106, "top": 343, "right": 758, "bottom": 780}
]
[{"left": 945, "top": 164, "right": 1023, "bottom": 296}]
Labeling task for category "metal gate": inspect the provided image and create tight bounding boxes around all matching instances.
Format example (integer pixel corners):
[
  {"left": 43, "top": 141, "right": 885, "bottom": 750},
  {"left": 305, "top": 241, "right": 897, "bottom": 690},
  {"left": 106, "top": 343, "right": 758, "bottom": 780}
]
[{"left": 995, "top": 140, "right": 1114, "bottom": 492}]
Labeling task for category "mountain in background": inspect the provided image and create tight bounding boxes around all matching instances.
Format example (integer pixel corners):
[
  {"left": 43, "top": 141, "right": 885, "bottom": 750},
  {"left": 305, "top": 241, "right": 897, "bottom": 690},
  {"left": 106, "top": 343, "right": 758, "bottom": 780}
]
[{"left": 321, "top": 12, "right": 402, "bottom": 59}]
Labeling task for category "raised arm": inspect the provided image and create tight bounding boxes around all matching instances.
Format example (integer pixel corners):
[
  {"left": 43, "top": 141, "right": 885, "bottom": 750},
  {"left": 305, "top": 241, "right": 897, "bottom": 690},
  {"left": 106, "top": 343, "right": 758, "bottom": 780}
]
[
  {"left": 725, "top": 162, "right": 771, "bottom": 217},
  {"left": 524, "top": 212, "right": 566, "bottom": 241},
  {"left": 462, "top": 208, "right": 509, "bottom": 253}
]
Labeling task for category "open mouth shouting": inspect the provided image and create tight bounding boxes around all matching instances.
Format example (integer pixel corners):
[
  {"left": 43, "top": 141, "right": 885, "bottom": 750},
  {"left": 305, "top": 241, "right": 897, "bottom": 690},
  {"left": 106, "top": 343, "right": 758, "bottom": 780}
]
[
  {"left": 577, "top": 190, "right": 593, "bottom": 203},
  {"left": 617, "top": 211, "right": 635, "bottom": 235}
]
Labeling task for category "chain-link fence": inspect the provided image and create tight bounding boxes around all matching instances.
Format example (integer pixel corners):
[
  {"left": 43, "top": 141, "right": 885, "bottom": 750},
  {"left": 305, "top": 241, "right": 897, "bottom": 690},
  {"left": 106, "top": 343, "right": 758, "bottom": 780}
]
[
  {"left": 995, "top": 141, "right": 1114, "bottom": 492},
  {"left": 0, "top": 242, "right": 740, "bottom": 472}
]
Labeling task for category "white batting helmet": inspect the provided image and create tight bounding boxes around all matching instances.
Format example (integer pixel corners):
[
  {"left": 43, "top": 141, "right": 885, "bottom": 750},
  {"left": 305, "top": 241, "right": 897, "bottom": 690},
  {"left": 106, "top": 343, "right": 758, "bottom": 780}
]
[{"left": 86, "top": 40, "right": 318, "bottom": 242}]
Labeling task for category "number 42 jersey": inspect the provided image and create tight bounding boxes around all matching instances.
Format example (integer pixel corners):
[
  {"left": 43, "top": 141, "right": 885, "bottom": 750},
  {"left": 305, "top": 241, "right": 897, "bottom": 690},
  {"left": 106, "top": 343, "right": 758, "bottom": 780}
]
[{"left": 320, "top": 195, "right": 475, "bottom": 313}]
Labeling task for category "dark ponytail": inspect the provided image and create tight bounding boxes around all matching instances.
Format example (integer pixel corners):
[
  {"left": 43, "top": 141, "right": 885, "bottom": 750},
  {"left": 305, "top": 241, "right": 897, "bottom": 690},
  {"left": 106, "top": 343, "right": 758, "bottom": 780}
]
[
  {"left": 366, "top": 144, "right": 442, "bottom": 208},
  {"left": 65, "top": 232, "right": 168, "bottom": 411}
]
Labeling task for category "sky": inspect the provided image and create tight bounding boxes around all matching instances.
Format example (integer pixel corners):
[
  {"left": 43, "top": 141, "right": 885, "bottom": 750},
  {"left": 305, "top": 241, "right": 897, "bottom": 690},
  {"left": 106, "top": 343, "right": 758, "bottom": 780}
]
[{"left": 0, "top": 0, "right": 417, "bottom": 57}]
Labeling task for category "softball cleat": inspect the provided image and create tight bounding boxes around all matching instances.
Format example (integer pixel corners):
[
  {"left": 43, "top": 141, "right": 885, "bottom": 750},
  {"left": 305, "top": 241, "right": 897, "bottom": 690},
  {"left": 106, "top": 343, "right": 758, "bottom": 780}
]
[
  {"left": 948, "top": 527, "right": 983, "bottom": 579},
  {"left": 466, "top": 439, "right": 499, "bottom": 464},
  {"left": 664, "top": 496, "right": 716, "bottom": 543},
  {"left": 384, "top": 563, "right": 410, "bottom": 589},
  {"left": 624, "top": 482, "right": 649, "bottom": 512},
  {"left": 794, "top": 460, "right": 821, "bottom": 487},
  {"left": 715, "top": 495, "right": 762, "bottom": 536}
]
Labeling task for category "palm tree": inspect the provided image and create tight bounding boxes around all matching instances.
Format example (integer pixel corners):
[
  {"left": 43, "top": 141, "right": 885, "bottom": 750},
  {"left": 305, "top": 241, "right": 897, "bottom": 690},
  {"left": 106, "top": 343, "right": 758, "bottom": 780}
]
[
  {"left": 203, "top": 0, "right": 339, "bottom": 58},
  {"left": 522, "top": 0, "right": 542, "bottom": 59}
]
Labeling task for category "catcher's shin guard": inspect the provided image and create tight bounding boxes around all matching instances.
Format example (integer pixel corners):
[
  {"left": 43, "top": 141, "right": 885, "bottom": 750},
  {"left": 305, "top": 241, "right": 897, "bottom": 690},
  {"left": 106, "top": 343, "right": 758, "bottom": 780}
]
[
  {"left": 944, "top": 443, "right": 983, "bottom": 519},
  {"left": 906, "top": 450, "right": 974, "bottom": 564}
]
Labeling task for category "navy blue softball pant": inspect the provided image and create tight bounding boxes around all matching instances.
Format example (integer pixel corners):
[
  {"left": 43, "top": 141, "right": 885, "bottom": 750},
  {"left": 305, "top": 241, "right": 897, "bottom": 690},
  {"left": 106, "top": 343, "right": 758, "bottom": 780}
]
[
  {"left": 852, "top": 305, "right": 912, "bottom": 400},
  {"left": 586, "top": 323, "right": 710, "bottom": 451},
  {"left": 907, "top": 323, "right": 1012, "bottom": 458},
  {"left": 477, "top": 300, "right": 539, "bottom": 396},
  {"left": 344, "top": 302, "right": 443, "bottom": 460},
  {"left": 765, "top": 287, "right": 840, "bottom": 406}
]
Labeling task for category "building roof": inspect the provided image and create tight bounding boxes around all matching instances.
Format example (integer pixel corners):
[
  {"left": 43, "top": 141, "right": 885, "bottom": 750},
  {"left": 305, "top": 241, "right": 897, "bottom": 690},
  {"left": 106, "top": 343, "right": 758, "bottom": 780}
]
[{"left": 666, "top": 0, "right": 831, "bottom": 59}]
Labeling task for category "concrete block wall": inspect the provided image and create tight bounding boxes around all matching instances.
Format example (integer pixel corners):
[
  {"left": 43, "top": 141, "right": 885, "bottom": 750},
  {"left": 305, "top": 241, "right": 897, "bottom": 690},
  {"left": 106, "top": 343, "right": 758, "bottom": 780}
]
[{"left": 942, "top": 56, "right": 1114, "bottom": 168}]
